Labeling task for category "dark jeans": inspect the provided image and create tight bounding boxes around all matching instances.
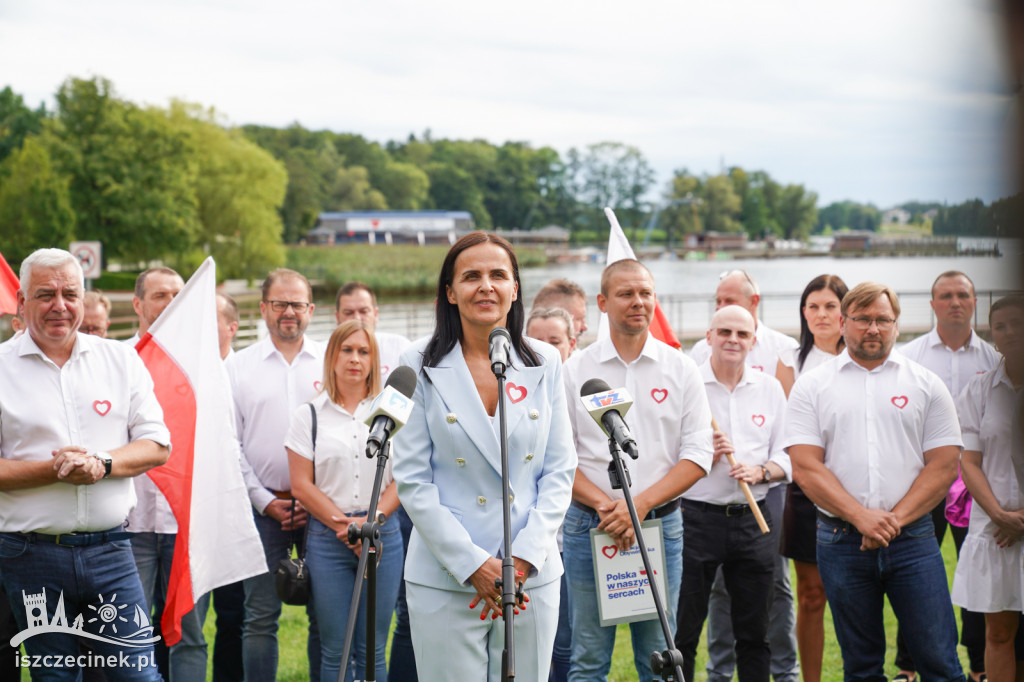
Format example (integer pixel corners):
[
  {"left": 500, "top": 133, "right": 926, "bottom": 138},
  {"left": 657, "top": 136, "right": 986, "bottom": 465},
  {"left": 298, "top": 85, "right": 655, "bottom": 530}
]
[
  {"left": 388, "top": 505, "right": 418, "bottom": 682},
  {"left": 212, "top": 581, "right": 245, "bottom": 682},
  {"left": 549, "top": 553, "right": 571, "bottom": 682},
  {"left": 894, "top": 499, "right": 983, "bottom": 674},
  {"left": 676, "top": 500, "right": 775, "bottom": 682},
  {"left": 817, "top": 514, "right": 965, "bottom": 682}
]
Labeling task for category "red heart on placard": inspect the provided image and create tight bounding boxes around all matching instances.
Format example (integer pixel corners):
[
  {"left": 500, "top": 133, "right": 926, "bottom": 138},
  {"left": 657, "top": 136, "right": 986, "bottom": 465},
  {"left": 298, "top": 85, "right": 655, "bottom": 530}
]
[
  {"left": 651, "top": 388, "right": 668, "bottom": 403},
  {"left": 752, "top": 414, "right": 765, "bottom": 427},
  {"left": 891, "top": 396, "right": 908, "bottom": 409},
  {"left": 93, "top": 400, "right": 111, "bottom": 417},
  {"left": 314, "top": 381, "right": 323, "bottom": 391},
  {"left": 506, "top": 383, "right": 527, "bottom": 403},
  {"left": 751, "top": 365, "right": 764, "bottom": 372},
  {"left": 602, "top": 545, "right": 617, "bottom": 559}
]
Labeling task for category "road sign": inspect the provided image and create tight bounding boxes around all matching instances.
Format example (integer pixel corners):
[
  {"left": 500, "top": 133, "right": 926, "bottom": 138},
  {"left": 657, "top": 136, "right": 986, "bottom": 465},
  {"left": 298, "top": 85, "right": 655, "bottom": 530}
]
[{"left": 70, "top": 241, "right": 102, "bottom": 279}]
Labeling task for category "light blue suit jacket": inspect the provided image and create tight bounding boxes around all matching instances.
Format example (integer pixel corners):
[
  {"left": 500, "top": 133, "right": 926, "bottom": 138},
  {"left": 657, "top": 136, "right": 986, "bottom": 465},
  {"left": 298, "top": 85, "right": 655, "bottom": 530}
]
[{"left": 393, "top": 337, "right": 577, "bottom": 592}]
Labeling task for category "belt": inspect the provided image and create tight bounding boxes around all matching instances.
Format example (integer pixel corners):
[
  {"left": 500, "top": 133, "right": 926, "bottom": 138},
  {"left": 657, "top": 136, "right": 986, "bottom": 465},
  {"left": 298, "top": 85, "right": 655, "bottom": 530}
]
[
  {"left": 816, "top": 510, "right": 855, "bottom": 532},
  {"left": 20, "top": 528, "right": 131, "bottom": 547},
  {"left": 681, "top": 498, "right": 766, "bottom": 517},
  {"left": 570, "top": 498, "right": 681, "bottom": 521},
  {"left": 271, "top": 490, "right": 293, "bottom": 500}
]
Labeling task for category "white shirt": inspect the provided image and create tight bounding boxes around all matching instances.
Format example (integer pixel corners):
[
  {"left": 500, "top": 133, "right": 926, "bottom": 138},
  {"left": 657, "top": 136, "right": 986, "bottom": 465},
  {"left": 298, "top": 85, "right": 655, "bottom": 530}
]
[
  {"left": 0, "top": 332, "right": 171, "bottom": 534},
  {"left": 563, "top": 334, "right": 714, "bottom": 500},
  {"left": 376, "top": 331, "right": 411, "bottom": 385},
  {"left": 784, "top": 349, "right": 963, "bottom": 515},
  {"left": 690, "top": 322, "right": 798, "bottom": 378},
  {"left": 779, "top": 344, "right": 838, "bottom": 378},
  {"left": 899, "top": 328, "right": 1000, "bottom": 398},
  {"left": 226, "top": 335, "right": 325, "bottom": 513},
  {"left": 285, "top": 393, "right": 393, "bottom": 512},
  {"left": 686, "top": 361, "right": 790, "bottom": 504}
]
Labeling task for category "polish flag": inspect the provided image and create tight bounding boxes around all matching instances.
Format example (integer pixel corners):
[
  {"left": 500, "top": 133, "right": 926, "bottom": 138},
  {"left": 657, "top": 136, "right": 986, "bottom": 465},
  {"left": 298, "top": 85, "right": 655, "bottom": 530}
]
[
  {"left": 0, "top": 251, "right": 19, "bottom": 316},
  {"left": 597, "top": 208, "right": 681, "bottom": 349},
  {"left": 135, "top": 257, "right": 266, "bottom": 645}
]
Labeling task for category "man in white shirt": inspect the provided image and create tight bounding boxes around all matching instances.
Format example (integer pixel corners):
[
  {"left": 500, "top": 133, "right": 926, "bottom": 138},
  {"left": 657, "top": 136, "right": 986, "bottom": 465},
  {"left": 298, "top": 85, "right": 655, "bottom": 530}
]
[
  {"left": 80, "top": 291, "right": 112, "bottom": 338},
  {"left": 334, "top": 281, "right": 410, "bottom": 384},
  {"left": 676, "top": 305, "right": 790, "bottom": 682},
  {"left": 690, "top": 269, "right": 800, "bottom": 682},
  {"left": 216, "top": 292, "right": 240, "bottom": 361},
  {"left": 562, "top": 259, "right": 713, "bottom": 682},
  {"left": 533, "top": 278, "right": 589, "bottom": 342},
  {"left": 125, "top": 267, "right": 209, "bottom": 681},
  {"left": 0, "top": 248, "right": 170, "bottom": 679},
  {"left": 226, "top": 268, "right": 324, "bottom": 682},
  {"left": 894, "top": 270, "right": 997, "bottom": 682},
  {"left": 785, "top": 281, "right": 965, "bottom": 681}
]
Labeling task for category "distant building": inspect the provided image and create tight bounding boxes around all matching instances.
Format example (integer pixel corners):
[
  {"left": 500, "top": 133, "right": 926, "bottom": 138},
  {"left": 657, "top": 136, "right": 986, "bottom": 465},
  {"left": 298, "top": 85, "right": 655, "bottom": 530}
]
[
  {"left": 685, "top": 231, "right": 748, "bottom": 251},
  {"left": 308, "top": 210, "right": 475, "bottom": 245},
  {"left": 832, "top": 231, "right": 872, "bottom": 252},
  {"left": 881, "top": 208, "right": 911, "bottom": 224},
  {"left": 495, "top": 225, "right": 570, "bottom": 247}
]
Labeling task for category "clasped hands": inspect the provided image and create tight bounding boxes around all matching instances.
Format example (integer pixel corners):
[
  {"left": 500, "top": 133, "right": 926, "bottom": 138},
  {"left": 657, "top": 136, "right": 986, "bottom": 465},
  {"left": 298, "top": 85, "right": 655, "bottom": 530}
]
[
  {"left": 468, "top": 556, "right": 531, "bottom": 620},
  {"left": 52, "top": 446, "right": 104, "bottom": 485}
]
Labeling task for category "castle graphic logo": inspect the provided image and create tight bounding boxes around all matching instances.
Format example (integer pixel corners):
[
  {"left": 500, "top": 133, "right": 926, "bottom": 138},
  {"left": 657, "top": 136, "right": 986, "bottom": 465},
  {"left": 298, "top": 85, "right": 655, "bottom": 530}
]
[{"left": 10, "top": 587, "right": 160, "bottom": 649}]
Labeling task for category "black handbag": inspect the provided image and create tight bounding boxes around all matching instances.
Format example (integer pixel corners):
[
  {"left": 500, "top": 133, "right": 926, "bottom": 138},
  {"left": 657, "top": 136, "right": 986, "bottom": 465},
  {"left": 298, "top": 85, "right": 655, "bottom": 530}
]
[{"left": 274, "top": 403, "right": 316, "bottom": 606}]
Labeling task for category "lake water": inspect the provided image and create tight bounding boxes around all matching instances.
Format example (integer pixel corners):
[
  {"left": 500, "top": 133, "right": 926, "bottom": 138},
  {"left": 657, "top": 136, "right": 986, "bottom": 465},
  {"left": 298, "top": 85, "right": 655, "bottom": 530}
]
[{"left": 364, "top": 238, "right": 1021, "bottom": 345}]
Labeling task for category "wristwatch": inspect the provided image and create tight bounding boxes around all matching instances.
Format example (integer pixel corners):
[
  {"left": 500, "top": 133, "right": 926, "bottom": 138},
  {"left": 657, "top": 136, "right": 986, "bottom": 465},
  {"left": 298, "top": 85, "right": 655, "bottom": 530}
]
[
  {"left": 376, "top": 511, "right": 387, "bottom": 526},
  {"left": 92, "top": 451, "right": 113, "bottom": 478},
  {"left": 759, "top": 464, "right": 771, "bottom": 484}
]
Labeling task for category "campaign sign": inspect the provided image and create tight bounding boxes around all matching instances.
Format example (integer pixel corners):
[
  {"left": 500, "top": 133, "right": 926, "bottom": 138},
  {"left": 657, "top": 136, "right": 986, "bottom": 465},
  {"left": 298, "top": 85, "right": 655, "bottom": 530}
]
[{"left": 589, "top": 519, "right": 668, "bottom": 626}]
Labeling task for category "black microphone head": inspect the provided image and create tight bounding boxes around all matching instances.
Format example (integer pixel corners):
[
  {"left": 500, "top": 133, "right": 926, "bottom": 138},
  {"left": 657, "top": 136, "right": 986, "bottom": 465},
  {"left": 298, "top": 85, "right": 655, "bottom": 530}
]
[
  {"left": 385, "top": 365, "right": 418, "bottom": 398},
  {"left": 581, "top": 378, "right": 612, "bottom": 397},
  {"left": 489, "top": 327, "right": 511, "bottom": 344}
]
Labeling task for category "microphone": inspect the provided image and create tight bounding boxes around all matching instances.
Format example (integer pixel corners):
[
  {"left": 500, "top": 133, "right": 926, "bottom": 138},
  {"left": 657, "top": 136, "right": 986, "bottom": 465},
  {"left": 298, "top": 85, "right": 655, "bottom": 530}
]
[
  {"left": 579, "top": 378, "right": 639, "bottom": 459},
  {"left": 489, "top": 327, "right": 512, "bottom": 376},
  {"left": 365, "top": 365, "right": 417, "bottom": 458}
]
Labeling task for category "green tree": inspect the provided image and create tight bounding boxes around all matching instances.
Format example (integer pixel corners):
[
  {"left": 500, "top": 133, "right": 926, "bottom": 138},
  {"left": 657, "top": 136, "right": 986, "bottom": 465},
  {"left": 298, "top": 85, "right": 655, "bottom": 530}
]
[
  {"left": 374, "top": 161, "right": 429, "bottom": 210},
  {"left": 580, "top": 142, "right": 655, "bottom": 240},
  {"left": 0, "top": 87, "right": 46, "bottom": 165},
  {"left": 701, "top": 174, "right": 742, "bottom": 234},
  {"left": 426, "top": 163, "right": 491, "bottom": 228},
  {"left": 776, "top": 184, "right": 818, "bottom": 240},
  {"left": 0, "top": 136, "right": 75, "bottom": 262},
  {"left": 662, "top": 170, "right": 703, "bottom": 239},
  {"left": 328, "top": 165, "right": 387, "bottom": 211}
]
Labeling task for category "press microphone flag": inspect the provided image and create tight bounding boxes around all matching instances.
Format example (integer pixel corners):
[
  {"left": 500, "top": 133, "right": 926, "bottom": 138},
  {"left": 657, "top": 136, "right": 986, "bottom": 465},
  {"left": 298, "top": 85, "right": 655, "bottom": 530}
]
[
  {"left": 580, "top": 378, "right": 639, "bottom": 459},
  {"left": 489, "top": 327, "right": 512, "bottom": 376},
  {"left": 365, "top": 365, "right": 417, "bottom": 458}
]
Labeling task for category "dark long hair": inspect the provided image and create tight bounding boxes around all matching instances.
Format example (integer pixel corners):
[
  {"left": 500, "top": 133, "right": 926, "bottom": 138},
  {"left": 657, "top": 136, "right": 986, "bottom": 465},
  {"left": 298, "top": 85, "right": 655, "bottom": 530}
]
[
  {"left": 796, "top": 274, "right": 849, "bottom": 371},
  {"left": 423, "top": 231, "right": 540, "bottom": 369}
]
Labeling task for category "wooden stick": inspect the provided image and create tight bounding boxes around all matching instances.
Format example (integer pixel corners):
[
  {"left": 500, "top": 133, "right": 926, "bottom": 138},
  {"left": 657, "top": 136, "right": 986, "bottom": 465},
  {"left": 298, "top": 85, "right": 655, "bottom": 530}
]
[{"left": 711, "top": 417, "right": 770, "bottom": 534}]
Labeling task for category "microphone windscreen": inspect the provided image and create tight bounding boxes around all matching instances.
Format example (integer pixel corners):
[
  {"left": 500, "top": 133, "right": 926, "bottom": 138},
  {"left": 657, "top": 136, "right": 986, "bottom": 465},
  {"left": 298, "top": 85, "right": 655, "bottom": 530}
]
[
  {"left": 386, "top": 365, "right": 417, "bottom": 398},
  {"left": 489, "top": 327, "right": 512, "bottom": 344},
  {"left": 581, "top": 378, "right": 612, "bottom": 397}
]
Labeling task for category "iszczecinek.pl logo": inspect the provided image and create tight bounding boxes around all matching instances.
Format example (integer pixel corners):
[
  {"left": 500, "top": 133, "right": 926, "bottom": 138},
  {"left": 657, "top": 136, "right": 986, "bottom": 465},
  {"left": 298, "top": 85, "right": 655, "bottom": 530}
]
[{"left": 10, "top": 587, "right": 160, "bottom": 648}]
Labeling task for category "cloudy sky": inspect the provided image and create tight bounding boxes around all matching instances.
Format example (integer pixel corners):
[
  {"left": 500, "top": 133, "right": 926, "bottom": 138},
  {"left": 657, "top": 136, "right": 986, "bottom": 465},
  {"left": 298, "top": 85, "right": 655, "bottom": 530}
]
[{"left": 1, "top": 0, "right": 1017, "bottom": 208}]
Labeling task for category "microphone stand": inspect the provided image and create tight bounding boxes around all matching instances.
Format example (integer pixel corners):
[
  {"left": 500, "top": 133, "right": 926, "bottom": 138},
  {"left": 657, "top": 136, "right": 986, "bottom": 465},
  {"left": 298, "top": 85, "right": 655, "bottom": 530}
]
[
  {"left": 492, "top": 361, "right": 523, "bottom": 680},
  {"left": 337, "top": 438, "right": 392, "bottom": 682},
  {"left": 605, "top": 438, "right": 685, "bottom": 682}
]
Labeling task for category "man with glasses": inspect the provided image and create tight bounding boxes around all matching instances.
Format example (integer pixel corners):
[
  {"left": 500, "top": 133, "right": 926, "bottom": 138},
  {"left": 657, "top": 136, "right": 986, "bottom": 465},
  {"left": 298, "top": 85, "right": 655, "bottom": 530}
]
[
  {"left": 81, "top": 291, "right": 112, "bottom": 337},
  {"left": 785, "top": 282, "right": 965, "bottom": 681},
  {"left": 226, "top": 268, "right": 323, "bottom": 682}
]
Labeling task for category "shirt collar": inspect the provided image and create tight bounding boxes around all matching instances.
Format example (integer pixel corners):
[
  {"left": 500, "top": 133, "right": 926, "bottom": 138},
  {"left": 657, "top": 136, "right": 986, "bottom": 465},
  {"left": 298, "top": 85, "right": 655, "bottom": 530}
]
[
  {"left": 835, "top": 347, "right": 904, "bottom": 372},
  {"left": 259, "top": 335, "right": 318, "bottom": 361},
  {"left": 990, "top": 359, "right": 1014, "bottom": 390},
  {"left": 18, "top": 330, "right": 88, "bottom": 363},
  {"left": 925, "top": 327, "right": 984, "bottom": 352},
  {"left": 596, "top": 332, "right": 659, "bottom": 365},
  {"left": 699, "top": 357, "right": 756, "bottom": 387}
]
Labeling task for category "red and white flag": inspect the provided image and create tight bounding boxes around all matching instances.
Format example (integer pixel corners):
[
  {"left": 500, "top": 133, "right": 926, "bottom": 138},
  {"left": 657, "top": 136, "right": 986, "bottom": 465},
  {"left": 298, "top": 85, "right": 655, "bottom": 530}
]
[
  {"left": 135, "top": 257, "right": 265, "bottom": 646},
  {"left": 0, "top": 251, "right": 19, "bottom": 316},
  {"left": 598, "top": 208, "right": 682, "bottom": 349}
]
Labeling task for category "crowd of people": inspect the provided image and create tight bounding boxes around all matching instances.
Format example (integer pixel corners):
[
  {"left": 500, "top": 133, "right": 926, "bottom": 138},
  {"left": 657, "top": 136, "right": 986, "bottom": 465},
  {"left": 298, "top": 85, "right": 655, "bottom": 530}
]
[{"left": 0, "top": 238, "right": 1021, "bottom": 682}]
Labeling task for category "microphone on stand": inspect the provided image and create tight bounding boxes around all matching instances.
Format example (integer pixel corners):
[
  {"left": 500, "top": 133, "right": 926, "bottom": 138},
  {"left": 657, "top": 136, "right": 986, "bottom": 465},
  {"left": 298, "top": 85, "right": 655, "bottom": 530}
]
[
  {"left": 489, "top": 327, "right": 512, "bottom": 376},
  {"left": 365, "top": 365, "right": 417, "bottom": 458},
  {"left": 580, "top": 378, "right": 639, "bottom": 459}
]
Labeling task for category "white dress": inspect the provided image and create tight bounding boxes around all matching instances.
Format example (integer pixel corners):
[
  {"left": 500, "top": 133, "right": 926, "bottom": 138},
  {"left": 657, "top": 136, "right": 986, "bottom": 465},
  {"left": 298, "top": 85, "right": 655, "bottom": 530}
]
[{"left": 950, "top": 361, "right": 1024, "bottom": 613}]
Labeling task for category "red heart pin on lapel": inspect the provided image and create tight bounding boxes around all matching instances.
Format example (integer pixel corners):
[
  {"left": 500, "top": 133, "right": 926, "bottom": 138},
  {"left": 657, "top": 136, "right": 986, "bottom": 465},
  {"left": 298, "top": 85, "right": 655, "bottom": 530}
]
[
  {"left": 380, "top": 366, "right": 390, "bottom": 375},
  {"left": 752, "top": 414, "right": 765, "bottom": 427},
  {"left": 891, "top": 396, "right": 908, "bottom": 409},
  {"left": 93, "top": 400, "right": 111, "bottom": 417},
  {"left": 651, "top": 388, "right": 668, "bottom": 403},
  {"left": 506, "top": 383, "right": 527, "bottom": 403},
  {"left": 314, "top": 381, "right": 323, "bottom": 391},
  {"left": 602, "top": 545, "right": 617, "bottom": 559}
]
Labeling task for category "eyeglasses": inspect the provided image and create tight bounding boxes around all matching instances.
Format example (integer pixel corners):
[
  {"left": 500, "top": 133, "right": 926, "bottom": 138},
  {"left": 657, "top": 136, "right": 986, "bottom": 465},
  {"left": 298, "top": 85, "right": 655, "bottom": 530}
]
[
  {"left": 265, "top": 300, "right": 311, "bottom": 313},
  {"left": 845, "top": 316, "right": 896, "bottom": 330}
]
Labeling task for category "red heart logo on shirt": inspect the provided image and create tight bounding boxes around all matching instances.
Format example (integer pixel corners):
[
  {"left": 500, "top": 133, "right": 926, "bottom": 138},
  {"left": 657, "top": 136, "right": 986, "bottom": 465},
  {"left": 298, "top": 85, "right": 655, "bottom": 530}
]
[
  {"left": 602, "top": 545, "right": 617, "bottom": 559},
  {"left": 506, "top": 383, "right": 527, "bottom": 403},
  {"left": 314, "top": 381, "right": 323, "bottom": 391},
  {"left": 752, "top": 414, "right": 765, "bottom": 427},
  {"left": 891, "top": 396, "right": 908, "bottom": 409},
  {"left": 651, "top": 388, "right": 668, "bottom": 403},
  {"left": 93, "top": 400, "right": 111, "bottom": 417},
  {"left": 751, "top": 365, "right": 764, "bottom": 372}
]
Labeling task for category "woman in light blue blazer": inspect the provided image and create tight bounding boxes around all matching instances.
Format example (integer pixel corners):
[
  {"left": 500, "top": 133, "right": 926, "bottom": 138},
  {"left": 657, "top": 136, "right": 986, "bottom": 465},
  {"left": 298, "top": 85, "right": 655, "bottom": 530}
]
[{"left": 393, "top": 231, "right": 577, "bottom": 681}]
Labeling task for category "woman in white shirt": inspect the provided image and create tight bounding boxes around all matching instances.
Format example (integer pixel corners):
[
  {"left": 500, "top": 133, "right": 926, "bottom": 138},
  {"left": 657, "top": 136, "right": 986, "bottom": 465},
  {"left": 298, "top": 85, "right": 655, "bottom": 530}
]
[
  {"left": 286, "top": 320, "right": 402, "bottom": 682},
  {"left": 775, "top": 274, "right": 848, "bottom": 682},
  {"left": 952, "top": 295, "right": 1024, "bottom": 681}
]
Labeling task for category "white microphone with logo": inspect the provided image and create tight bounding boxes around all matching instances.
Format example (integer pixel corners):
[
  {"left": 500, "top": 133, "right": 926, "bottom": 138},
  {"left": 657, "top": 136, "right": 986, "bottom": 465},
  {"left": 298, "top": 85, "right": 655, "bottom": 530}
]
[
  {"left": 365, "top": 365, "right": 417, "bottom": 458},
  {"left": 580, "top": 378, "right": 639, "bottom": 459}
]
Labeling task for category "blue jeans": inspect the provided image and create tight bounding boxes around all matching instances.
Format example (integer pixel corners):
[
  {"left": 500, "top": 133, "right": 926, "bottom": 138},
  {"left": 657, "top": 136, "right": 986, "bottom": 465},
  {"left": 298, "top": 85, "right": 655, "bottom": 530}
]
[
  {"left": 307, "top": 515, "right": 403, "bottom": 682},
  {"left": 563, "top": 503, "right": 683, "bottom": 682},
  {"left": 549, "top": 559, "right": 572, "bottom": 682},
  {"left": 816, "top": 514, "right": 965, "bottom": 682},
  {"left": 129, "top": 531, "right": 209, "bottom": 681},
  {"left": 388, "top": 505, "right": 418, "bottom": 682},
  {"left": 243, "top": 510, "right": 321, "bottom": 682},
  {"left": 0, "top": 533, "right": 161, "bottom": 681}
]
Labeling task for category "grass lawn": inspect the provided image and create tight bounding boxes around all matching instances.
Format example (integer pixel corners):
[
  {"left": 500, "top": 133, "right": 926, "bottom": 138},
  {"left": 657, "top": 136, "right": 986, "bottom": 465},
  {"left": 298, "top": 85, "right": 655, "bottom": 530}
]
[{"left": 242, "top": 530, "right": 971, "bottom": 681}]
